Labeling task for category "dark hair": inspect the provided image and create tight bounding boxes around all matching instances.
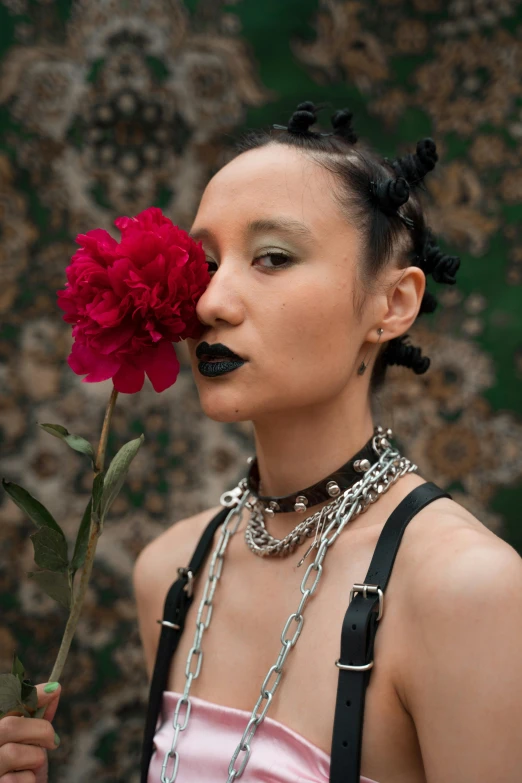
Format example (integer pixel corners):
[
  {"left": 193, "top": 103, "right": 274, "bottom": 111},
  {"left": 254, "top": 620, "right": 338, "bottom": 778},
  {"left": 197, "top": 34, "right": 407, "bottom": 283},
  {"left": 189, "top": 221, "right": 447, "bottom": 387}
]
[{"left": 230, "top": 100, "right": 460, "bottom": 396}]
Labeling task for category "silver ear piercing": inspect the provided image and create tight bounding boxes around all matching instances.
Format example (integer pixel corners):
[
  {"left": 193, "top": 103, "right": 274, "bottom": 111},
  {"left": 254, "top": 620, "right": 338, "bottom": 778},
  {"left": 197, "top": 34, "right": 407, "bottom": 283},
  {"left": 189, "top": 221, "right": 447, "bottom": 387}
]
[{"left": 357, "top": 328, "right": 384, "bottom": 376}]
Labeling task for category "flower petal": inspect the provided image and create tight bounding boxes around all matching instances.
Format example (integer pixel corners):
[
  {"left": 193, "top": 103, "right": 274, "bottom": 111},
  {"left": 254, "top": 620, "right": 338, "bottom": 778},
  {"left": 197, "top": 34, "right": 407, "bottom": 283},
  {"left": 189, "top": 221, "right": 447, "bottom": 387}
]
[
  {"left": 68, "top": 342, "right": 121, "bottom": 382},
  {"left": 112, "top": 361, "right": 145, "bottom": 394},
  {"left": 137, "top": 340, "right": 180, "bottom": 393}
]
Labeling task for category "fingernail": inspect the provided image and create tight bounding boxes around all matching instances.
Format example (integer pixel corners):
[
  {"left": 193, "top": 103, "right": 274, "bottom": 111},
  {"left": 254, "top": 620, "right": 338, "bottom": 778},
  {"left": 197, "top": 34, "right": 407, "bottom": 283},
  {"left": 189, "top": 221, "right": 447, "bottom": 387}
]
[
  {"left": 54, "top": 731, "right": 60, "bottom": 747},
  {"left": 44, "top": 682, "right": 60, "bottom": 693}
]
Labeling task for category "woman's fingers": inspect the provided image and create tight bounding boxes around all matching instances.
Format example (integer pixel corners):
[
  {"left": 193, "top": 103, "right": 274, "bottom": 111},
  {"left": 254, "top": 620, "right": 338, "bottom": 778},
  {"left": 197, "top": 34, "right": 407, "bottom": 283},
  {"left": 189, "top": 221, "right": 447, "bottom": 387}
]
[
  {"left": 0, "top": 716, "right": 57, "bottom": 751},
  {"left": 0, "top": 771, "right": 36, "bottom": 783},
  {"left": 32, "top": 684, "right": 61, "bottom": 724},
  {"left": 0, "top": 683, "right": 61, "bottom": 781},
  {"left": 0, "top": 737, "right": 47, "bottom": 775}
]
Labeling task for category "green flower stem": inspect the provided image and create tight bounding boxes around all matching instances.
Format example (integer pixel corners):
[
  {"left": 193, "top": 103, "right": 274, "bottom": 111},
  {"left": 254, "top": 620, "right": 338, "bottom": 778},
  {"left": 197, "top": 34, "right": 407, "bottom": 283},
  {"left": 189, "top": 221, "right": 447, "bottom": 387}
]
[
  {"left": 93, "top": 384, "right": 120, "bottom": 475},
  {"left": 34, "top": 384, "right": 119, "bottom": 718}
]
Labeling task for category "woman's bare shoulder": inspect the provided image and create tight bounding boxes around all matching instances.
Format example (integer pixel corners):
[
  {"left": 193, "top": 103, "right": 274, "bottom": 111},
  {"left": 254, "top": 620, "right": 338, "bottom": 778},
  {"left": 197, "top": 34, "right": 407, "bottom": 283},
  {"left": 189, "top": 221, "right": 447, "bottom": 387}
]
[
  {"left": 392, "top": 493, "right": 522, "bottom": 690},
  {"left": 395, "top": 493, "right": 521, "bottom": 611},
  {"left": 133, "top": 505, "right": 223, "bottom": 588},
  {"left": 400, "top": 493, "right": 519, "bottom": 583},
  {"left": 391, "top": 497, "right": 522, "bottom": 781},
  {"left": 132, "top": 505, "right": 222, "bottom": 677}
]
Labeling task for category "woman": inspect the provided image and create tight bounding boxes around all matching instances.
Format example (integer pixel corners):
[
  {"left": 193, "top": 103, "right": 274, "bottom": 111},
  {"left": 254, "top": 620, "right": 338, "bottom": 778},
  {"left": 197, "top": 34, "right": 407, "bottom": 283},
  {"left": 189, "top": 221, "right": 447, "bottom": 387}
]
[{"left": 2, "top": 102, "right": 521, "bottom": 783}]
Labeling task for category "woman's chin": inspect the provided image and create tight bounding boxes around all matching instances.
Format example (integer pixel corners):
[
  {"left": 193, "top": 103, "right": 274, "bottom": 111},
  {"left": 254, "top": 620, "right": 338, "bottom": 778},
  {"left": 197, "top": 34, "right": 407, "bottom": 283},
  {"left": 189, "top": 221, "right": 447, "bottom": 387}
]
[
  {"left": 196, "top": 388, "right": 252, "bottom": 423},
  {"left": 200, "top": 404, "right": 251, "bottom": 423}
]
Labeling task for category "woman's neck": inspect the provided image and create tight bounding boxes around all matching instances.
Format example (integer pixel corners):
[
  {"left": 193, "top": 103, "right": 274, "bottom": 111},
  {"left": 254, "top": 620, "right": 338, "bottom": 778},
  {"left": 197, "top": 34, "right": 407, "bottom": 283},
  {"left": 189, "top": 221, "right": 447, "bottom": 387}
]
[{"left": 251, "top": 390, "right": 376, "bottom": 537}]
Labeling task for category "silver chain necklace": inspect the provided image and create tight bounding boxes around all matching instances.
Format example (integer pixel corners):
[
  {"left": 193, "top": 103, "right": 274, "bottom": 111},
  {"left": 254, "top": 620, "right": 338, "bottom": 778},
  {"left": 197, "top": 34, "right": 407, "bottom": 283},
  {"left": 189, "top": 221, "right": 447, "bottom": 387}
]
[{"left": 159, "top": 430, "right": 417, "bottom": 782}]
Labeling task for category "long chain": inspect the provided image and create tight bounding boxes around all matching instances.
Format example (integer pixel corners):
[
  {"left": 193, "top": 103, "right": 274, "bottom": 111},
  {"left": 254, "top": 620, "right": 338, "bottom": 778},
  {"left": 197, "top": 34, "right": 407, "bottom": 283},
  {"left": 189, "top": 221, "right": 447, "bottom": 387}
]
[{"left": 159, "top": 437, "right": 417, "bottom": 783}]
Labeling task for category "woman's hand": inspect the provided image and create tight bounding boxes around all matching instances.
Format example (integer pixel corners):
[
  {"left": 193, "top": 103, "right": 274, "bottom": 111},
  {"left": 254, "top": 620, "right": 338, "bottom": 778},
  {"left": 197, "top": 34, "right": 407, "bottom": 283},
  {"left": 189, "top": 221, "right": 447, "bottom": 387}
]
[{"left": 0, "top": 683, "right": 61, "bottom": 783}]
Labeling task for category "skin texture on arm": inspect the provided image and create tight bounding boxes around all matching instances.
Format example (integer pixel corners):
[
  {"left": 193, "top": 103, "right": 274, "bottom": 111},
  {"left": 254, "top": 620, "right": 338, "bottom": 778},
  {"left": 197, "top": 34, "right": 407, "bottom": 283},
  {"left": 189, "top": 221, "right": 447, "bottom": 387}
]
[{"left": 398, "top": 525, "right": 522, "bottom": 782}]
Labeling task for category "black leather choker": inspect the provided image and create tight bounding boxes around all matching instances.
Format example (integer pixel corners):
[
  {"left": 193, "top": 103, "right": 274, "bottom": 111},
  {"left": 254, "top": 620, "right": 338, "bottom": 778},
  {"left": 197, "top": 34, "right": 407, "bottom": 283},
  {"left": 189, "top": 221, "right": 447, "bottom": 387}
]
[{"left": 247, "top": 430, "right": 388, "bottom": 516}]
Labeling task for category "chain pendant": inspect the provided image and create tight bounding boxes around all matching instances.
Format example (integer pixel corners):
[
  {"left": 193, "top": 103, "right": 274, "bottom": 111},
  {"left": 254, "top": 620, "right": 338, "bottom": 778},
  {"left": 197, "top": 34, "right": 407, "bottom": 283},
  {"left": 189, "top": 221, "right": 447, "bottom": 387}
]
[{"left": 296, "top": 541, "right": 316, "bottom": 568}]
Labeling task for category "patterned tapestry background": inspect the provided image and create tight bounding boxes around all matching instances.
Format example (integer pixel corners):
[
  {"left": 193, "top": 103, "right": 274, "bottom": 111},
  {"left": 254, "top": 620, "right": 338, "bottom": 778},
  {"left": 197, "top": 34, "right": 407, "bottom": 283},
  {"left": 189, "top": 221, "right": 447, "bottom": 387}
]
[{"left": 1, "top": 0, "right": 521, "bottom": 780}]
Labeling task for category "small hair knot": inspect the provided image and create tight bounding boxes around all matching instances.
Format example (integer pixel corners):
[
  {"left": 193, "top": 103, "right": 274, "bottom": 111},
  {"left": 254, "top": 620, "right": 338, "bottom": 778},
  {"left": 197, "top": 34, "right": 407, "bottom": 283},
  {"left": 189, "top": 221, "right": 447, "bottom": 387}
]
[
  {"left": 382, "top": 334, "right": 430, "bottom": 375},
  {"left": 287, "top": 101, "right": 319, "bottom": 135},
  {"left": 391, "top": 137, "right": 439, "bottom": 189},
  {"left": 416, "top": 138, "right": 438, "bottom": 173},
  {"left": 370, "top": 177, "right": 410, "bottom": 215},
  {"left": 331, "top": 108, "right": 358, "bottom": 143},
  {"left": 423, "top": 240, "right": 461, "bottom": 285}
]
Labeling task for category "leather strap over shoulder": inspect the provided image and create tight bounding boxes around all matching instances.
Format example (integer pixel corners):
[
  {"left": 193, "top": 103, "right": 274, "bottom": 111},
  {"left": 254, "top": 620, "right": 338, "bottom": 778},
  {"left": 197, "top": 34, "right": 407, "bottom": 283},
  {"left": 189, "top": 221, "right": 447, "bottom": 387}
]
[
  {"left": 140, "top": 506, "right": 229, "bottom": 783},
  {"left": 329, "top": 481, "right": 451, "bottom": 783}
]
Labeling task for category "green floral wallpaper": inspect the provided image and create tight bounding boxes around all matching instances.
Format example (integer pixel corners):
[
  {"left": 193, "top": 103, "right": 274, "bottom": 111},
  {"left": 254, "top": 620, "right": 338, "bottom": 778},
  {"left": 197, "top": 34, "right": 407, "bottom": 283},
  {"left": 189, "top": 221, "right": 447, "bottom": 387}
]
[{"left": 0, "top": 1, "right": 521, "bottom": 780}]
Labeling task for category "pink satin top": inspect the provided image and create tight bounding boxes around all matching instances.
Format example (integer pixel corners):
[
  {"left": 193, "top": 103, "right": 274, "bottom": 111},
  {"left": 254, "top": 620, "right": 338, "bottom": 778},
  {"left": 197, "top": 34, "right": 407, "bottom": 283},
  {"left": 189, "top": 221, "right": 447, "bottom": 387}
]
[{"left": 148, "top": 690, "right": 379, "bottom": 783}]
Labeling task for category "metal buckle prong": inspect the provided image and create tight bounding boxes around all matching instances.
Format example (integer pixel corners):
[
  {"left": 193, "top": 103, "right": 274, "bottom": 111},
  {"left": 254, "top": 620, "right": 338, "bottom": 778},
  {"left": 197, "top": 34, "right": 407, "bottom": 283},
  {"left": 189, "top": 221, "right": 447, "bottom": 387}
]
[
  {"left": 177, "top": 567, "right": 194, "bottom": 598},
  {"left": 157, "top": 619, "right": 181, "bottom": 630},
  {"left": 349, "top": 582, "right": 384, "bottom": 621}
]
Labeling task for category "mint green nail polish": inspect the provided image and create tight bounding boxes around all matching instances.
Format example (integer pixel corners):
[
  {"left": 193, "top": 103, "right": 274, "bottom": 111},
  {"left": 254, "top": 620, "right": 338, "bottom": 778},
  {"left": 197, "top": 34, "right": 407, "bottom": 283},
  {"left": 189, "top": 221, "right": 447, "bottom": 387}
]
[
  {"left": 44, "top": 682, "right": 60, "bottom": 693},
  {"left": 54, "top": 732, "right": 60, "bottom": 746}
]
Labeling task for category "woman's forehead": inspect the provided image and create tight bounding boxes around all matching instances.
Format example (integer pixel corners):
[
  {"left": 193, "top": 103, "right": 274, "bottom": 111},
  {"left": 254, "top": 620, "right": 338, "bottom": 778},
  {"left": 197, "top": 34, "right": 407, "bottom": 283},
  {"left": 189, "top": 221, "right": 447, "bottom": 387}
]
[{"left": 194, "top": 145, "right": 340, "bottom": 234}]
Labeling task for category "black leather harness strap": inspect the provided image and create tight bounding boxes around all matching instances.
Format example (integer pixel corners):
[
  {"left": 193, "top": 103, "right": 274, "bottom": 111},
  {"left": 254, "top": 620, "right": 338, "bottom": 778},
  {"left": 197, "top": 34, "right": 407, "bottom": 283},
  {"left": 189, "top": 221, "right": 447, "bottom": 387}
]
[
  {"left": 140, "top": 506, "right": 229, "bottom": 783},
  {"left": 329, "top": 481, "right": 451, "bottom": 783},
  {"left": 139, "top": 481, "right": 451, "bottom": 783}
]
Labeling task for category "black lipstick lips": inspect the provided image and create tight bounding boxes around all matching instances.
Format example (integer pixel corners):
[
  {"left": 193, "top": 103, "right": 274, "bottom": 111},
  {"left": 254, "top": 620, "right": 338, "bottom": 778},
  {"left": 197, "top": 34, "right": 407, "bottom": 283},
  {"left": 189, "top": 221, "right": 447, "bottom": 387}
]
[
  {"left": 198, "top": 358, "right": 245, "bottom": 377},
  {"left": 196, "top": 341, "right": 246, "bottom": 378},
  {"left": 196, "top": 341, "right": 244, "bottom": 360}
]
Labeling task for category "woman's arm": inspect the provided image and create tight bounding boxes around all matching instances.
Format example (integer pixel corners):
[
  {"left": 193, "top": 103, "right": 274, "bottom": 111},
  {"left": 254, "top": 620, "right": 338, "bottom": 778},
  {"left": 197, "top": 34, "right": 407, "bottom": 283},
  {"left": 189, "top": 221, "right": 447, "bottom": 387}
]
[{"left": 400, "top": 527, "right": 522, "bottom": 782}]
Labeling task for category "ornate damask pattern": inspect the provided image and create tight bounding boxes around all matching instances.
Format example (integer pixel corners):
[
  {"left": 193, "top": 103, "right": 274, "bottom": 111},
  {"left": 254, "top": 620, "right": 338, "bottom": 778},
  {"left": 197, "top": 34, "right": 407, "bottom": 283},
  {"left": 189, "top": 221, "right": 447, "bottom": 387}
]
[
  {"left": 0, "top": 0, "right": 270, "bottom": 233},
  {"left": 0, "top": 0, "right": 521, "bottom": 780}
]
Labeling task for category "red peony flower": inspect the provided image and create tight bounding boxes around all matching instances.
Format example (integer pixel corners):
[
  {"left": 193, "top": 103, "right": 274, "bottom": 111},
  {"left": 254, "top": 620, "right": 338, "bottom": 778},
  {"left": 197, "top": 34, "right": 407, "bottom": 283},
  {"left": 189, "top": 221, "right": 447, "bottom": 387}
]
[{"left": 57, "top": 207, "right": 210, "bottom": 394}]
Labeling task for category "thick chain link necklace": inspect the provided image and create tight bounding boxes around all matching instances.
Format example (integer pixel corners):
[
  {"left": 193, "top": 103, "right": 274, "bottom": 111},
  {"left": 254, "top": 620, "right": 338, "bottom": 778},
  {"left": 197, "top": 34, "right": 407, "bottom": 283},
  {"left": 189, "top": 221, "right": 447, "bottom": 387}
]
[
  {"left": 159, "top": 427, "right": 417, "bottom": 782},
  {"left": 244, "top": 426, "right": 392, "bottom": 560}
]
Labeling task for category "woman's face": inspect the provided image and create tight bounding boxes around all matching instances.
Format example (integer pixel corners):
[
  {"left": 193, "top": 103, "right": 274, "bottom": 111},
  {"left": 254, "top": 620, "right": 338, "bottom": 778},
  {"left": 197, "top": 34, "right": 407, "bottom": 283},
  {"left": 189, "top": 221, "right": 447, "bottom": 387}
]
[{"left": 186, "top": 143, "right": 374, "bottom": 424}]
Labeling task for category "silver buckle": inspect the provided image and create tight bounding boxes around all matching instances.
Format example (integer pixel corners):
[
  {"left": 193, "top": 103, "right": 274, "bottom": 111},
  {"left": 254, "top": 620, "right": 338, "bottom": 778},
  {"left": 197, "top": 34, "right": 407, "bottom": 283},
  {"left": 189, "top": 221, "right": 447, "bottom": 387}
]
[
  {"left": 335, "top": 659, "right": 374, "bottom": 671},
  {"left": 349, "top": 582, "right": 384, "bottom": 621},
  {"left": 177, "top": 567, "right": 194, "bottom": 598}
]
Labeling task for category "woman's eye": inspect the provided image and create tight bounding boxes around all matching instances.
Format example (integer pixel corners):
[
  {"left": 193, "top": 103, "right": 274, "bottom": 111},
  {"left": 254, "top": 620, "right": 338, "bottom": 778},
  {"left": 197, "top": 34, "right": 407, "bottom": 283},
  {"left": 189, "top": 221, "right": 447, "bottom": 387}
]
[
  {"left": 254, "top": 252, "right": 293, "bottom": 270},
  {"left": 205, "top": 252, "right": 293, "bottom": 275}
]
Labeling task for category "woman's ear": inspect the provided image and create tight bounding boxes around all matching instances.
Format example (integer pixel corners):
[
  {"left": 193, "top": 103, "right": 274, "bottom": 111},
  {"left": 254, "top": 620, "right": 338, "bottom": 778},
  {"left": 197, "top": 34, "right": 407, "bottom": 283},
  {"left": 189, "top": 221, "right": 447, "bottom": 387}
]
[{"left": 376, "top": 265, "right": 426, "bottom": 341}]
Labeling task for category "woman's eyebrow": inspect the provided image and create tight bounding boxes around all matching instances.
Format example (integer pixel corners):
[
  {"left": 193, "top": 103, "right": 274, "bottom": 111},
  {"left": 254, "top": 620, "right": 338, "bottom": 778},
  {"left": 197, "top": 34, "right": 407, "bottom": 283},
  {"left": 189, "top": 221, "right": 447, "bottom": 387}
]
[{"left": 189, "top": 217, "right": 315, "bottom": 244}]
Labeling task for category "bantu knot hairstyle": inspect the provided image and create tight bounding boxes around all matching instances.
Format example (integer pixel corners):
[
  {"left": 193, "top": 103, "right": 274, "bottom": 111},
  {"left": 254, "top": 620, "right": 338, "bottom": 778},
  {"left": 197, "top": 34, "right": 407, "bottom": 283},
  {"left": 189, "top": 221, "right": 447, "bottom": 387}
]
[
  {"left": 370, "top": 177, "right": 410, "bottom": 216},
  {"left": 273, "top": 101, "right": 331, "bottom": 138},
  {"left": 419, "top": 230, "right": 461, "bottom": 285},
  {"left": 380, "top": 334, "right": 431, "bottom": 375},
  {"left": 331, "top": 108, "right": 358, "bottom": 143},
  {"left": 390, "top": 138, "right": 438, "bottom": 190},
  {"left": 234, "top": 100, "right": 462, "bottom": 392},
  {"left": 287, "top": 100, "right": 318, "bottom": 134}
]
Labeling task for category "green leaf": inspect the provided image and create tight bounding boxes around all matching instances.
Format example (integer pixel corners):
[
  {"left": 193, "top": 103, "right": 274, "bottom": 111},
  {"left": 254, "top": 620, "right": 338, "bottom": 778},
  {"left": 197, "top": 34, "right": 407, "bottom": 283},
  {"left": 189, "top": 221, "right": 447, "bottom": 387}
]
[
  {"left": 70, "top": 472, "right": 104, "bottom": 578},
  {"left": 92, "top": 471, "right": 105, "bottom": 515},
  {"left": 28, "top": 570, "right": 72, "bottom": 609},
  {"left": 38, "top": 423, "right": 96, "bottom": 469},
  {"left": 0, "top": 674, "right": 25, "bottom": 716},
  {"left": 70, "top": 496, "right": 92, "bottom": 574},
  {"left": 11, "top": 653, "right": 25, "bottom": 682},
  {"left": 30, "top": 527, "right": 69, "bottom": 572},
  {"left": 38, "top": 423, "right": 68, "bottom": 437},
  {"left": 2, "top": 480, "right": 66, "bottom": 538},
  {"left": 99, "top": 434, "right": 144, "bottom": 522},
  {"left": 21, "top": 682, "right": 37, "bottom": 712}
]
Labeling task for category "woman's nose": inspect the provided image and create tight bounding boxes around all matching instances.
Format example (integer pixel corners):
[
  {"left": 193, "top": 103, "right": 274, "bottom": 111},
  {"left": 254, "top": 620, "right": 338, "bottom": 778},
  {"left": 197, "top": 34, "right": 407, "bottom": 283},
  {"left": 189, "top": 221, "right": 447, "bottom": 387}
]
[{"left": 196, "top": 269, "right": 245, "bottom": 328}]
